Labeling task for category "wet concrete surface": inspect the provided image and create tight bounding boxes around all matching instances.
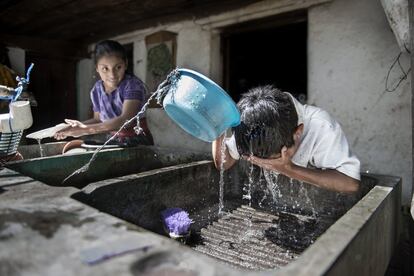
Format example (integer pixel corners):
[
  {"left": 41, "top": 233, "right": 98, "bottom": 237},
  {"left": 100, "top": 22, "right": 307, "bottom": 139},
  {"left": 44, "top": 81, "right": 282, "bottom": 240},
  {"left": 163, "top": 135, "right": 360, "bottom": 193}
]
[
  {"left": 0, "top": 168, "right": 229, "bottom": 276},
  {"left": 0, "top": 209, "right": 95, "bottom": 239}
]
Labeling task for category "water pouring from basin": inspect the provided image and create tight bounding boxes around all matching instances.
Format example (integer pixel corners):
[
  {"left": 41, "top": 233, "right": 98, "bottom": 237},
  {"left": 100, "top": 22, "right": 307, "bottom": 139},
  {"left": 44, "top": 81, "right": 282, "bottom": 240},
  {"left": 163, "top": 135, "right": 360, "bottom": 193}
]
[{"left": 161, "top": 69, "right": 241, "bottom": 216}]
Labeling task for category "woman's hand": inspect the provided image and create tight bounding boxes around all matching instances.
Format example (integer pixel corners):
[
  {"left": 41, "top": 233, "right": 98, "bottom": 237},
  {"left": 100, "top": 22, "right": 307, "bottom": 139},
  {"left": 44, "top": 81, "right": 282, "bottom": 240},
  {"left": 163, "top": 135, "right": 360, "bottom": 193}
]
[
  {"left": 54, "top": 127, "right": 70, "bottom": 140},
  {"left": 54, "top": 126, "right": 84, "bottom": 140},
  {"left": 64, "top": 119, "right": 87, "bottom": 128},
  {"left": 53, "top": 119, "right": 89, "bottom": 140}
]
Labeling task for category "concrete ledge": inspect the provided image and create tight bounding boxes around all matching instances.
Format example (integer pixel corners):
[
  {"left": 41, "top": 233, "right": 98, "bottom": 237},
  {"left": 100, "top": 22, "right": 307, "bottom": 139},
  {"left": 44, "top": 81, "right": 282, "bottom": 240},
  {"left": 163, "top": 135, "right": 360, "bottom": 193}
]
[{"left": 277, "top": 175, "right": 401, "bottom": 276}]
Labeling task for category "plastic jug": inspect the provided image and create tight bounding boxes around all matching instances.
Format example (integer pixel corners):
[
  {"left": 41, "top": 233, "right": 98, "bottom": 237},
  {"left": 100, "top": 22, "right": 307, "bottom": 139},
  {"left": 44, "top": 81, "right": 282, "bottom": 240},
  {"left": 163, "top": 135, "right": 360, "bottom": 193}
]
[{"left": 162, "top": 69, "right": 240, "bottom": 142}]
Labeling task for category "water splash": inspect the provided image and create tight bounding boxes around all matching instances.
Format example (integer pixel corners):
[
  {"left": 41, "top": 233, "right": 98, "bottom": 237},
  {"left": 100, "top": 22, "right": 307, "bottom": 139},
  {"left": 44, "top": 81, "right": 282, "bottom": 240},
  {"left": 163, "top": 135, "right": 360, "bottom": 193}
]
[
  {"left": 36, "top": 139, "right": 44, "bottom": 158},
  {"left": 242, "top": 163, "right": 254, "bottom": 206},
  {"left": 62, "top": 69, "right": 180, "bottom": 184},
  {"left": 297, "top": 181, "right": 317, "bottom": 218},
  {"left": 263, "top": 169, "right": 281, "bottom": 203},
  {"left": 258, "top": 191, "right": 267, "bottom": 208},
  {"left": 218, "top": 137, "right": 226, "bottom": 215}
]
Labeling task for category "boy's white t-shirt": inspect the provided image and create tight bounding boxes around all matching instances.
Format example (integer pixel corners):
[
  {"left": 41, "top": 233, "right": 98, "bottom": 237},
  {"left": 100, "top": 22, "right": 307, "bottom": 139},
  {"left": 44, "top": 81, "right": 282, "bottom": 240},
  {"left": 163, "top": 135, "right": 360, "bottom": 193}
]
[{"left": 226, "top": 93, "right": 361, "bottom": 181}]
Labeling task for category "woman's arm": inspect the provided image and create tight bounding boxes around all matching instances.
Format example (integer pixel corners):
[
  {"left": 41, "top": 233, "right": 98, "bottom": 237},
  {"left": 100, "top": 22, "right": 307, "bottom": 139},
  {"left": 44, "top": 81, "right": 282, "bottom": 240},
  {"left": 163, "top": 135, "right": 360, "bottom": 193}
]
[
  {"left": 212, "top": 133, "right": 237, "bottom": 170},
  {"left": 63, "top": 112, "right": 101, "bottom": 128},
  {"left": 81, "top": 112, "right": 101, "bottom": 125},
  {"left": 85, "top": 99, "right": 140, "bottom": 132},
  {"left": 54, "top": 99, "right": 140, "bottom": 139}
]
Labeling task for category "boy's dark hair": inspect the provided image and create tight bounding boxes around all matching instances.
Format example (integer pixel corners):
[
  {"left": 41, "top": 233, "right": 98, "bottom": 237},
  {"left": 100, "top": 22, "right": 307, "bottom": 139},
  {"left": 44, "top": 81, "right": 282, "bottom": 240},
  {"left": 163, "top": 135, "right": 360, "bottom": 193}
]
[
  {"left": 234, "top": 85, "right": 298, "bottom": 158},
  {"left": 93, "top": 40, "right": 127, "bottom": 64}
]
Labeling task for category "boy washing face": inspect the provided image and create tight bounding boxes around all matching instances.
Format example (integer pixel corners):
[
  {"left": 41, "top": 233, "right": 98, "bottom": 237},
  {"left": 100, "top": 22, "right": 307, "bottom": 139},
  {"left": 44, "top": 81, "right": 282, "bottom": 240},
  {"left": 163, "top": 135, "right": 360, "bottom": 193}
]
[{"left": 212, "top": 85, "right": 360, "bottom": 193}]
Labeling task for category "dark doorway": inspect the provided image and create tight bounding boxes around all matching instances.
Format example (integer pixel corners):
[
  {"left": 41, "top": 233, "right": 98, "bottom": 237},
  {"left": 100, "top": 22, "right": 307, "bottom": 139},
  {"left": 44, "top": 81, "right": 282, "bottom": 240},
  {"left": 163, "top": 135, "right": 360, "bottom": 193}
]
[
  {"left": 123, "top": 43, "right": 134, "bottom": 75},
  {"left": 222, "top": 10, "right": 307, "bottom": 103},
  {"left": 25, "top": 52, "right": 77, "bottom": 136}
]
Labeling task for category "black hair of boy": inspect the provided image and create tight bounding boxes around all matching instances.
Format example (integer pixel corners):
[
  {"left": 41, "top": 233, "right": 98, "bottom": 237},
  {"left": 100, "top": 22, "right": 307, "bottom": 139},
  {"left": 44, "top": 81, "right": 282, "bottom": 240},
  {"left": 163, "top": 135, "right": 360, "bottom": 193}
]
[
  {"left": 234, "top": 85, "right": 298, "bottom": 158},
  {"left": 93, "top": 40, "right": 127, "bottom": 64}
]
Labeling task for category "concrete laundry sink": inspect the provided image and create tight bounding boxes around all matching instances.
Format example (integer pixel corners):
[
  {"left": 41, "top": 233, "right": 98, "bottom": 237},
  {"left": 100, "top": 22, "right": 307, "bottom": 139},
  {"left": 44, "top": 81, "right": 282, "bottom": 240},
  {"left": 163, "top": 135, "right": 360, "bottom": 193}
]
[
  {"left": 71, "top": 160, "right": 401, "bottom": 275},
  {"left": 6, "top": 142, "right": 210, "bottom": 188}
]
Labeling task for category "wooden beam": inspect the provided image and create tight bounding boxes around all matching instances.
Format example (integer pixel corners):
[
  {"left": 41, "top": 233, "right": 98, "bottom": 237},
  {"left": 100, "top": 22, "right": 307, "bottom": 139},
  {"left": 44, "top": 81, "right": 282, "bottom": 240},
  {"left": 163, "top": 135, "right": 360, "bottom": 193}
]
[
  {"left": 80, "top": 0, "right": 261, "bottom": 44},
  {"left": 1, "top": 34, "right": 89, "bottom": 59}
]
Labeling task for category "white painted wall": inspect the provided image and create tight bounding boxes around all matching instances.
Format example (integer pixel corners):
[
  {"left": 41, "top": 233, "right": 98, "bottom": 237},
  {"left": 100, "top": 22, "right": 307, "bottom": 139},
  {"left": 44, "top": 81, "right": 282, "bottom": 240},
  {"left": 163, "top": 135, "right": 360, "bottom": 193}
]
[
  {"left": 176, "top": 25, "right": 212, "bottom": 75},
  {"left": 308, "top": 0, "right": 412, "bottom": 204},
  {"left": 7, "top": 47, "right": 25, "bottom": 76},
  {"left": 133, "top": 40, "right": 147, "bottom": 82},
  {"left": 146, "top": 108, "right": 210, "bottom": 152},
  {"left": 76, "top": 59, "right": 94, "bottom": 121}
]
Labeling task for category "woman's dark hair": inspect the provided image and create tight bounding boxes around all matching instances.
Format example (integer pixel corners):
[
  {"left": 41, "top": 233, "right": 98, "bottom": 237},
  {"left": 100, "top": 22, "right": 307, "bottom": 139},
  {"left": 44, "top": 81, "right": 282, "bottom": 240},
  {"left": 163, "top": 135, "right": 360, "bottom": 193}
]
[
  {"left": 234, "top": 85, "right": 298, "bottom": 158},
  {"left": 93, "top": 40, "right": 127, "bottom": 64}
]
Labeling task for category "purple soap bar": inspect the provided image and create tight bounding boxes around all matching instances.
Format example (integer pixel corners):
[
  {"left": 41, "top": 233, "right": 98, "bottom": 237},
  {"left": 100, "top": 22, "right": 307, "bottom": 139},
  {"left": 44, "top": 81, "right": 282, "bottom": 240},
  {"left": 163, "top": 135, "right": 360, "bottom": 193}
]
[{"left": 161, "top": 208, "right": 192, "bottom": 237}]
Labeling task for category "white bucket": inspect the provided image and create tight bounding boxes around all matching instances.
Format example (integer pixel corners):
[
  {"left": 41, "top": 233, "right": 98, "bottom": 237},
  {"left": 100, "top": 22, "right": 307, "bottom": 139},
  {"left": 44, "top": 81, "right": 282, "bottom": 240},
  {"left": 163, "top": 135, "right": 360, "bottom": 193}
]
[{"left": 0, "top": 101, "right": 33, "bottom": 133}]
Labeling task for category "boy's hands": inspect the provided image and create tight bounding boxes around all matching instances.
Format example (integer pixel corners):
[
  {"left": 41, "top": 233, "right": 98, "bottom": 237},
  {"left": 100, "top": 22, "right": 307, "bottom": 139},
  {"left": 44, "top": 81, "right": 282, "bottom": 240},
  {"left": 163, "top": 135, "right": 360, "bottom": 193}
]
[
  {"left": 243, "top": 146, "right": 296, "bottom": 174},
  {"left": 244, "top": 146, "right": 360, "bottom": 193}
]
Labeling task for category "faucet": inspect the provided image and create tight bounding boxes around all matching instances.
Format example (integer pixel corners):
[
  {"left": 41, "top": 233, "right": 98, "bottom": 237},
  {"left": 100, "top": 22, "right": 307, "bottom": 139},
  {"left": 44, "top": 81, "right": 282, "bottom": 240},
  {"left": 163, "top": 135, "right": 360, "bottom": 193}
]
[{"left": 0, "top": 64, "right": 34, "bottom": 159}]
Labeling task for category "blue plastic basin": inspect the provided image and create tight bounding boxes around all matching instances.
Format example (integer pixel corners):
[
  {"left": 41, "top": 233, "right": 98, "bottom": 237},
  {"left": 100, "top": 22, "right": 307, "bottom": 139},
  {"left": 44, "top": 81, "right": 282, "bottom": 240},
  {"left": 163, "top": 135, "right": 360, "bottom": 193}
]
[{"left": 162, "top": 69, "right": 240, "bottom": 142}]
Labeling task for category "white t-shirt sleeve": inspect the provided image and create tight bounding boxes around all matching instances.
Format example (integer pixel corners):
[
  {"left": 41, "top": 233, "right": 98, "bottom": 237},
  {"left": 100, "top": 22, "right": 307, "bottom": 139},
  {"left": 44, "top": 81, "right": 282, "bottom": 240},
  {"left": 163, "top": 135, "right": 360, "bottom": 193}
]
[
  {"left": 225, "top": 134, "right": 240, "bottom": 160},
  {"left": 310, "top": 119, "right": 361, "bottom": 181}
]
